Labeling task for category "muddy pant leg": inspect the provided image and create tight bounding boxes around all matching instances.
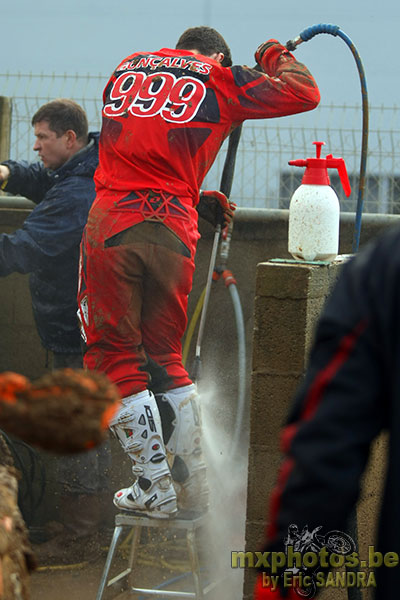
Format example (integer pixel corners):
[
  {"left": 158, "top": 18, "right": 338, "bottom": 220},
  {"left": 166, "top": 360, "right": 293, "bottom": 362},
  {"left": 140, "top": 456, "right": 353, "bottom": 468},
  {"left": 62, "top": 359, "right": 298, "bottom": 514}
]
[
  {"left": 78, "top": 221, "right": 195, "bottom": 396},
  {"left": 78, "top": 237, "right": 149, "bottom": 396}
]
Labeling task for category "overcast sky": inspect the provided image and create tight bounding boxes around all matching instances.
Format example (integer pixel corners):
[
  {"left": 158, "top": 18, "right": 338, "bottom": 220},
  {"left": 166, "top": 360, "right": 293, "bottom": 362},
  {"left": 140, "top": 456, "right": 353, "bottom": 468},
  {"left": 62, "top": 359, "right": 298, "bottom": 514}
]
[{"left": 2, "top": 0, "right": 398, "bottom": 107}]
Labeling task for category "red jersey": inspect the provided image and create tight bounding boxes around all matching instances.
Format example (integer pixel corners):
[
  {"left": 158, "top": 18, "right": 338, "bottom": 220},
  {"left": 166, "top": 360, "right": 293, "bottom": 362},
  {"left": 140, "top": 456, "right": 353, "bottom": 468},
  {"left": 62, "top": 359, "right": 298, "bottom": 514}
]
[
  {"left": 94, "top": 41, "right": 320, "bottom": 204},
  {"left": 80, "top": 41, "right": 319, "bottom": 398}
]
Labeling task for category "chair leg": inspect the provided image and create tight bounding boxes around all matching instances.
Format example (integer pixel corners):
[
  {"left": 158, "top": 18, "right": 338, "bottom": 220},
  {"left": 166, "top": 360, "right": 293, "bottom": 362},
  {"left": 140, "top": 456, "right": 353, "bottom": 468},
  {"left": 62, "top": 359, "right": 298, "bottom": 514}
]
[
  {"left": 127, "top": 525, "right": 141, "bottom": 589},
  {"left": 96, "top": 525, "right": 124, "bottom": 600},
  {"left": 97, "top": 514, "right": 211, "bottom": 599},
  {"left": 186, "top": 529, "right": 204, "bottom": 600}
]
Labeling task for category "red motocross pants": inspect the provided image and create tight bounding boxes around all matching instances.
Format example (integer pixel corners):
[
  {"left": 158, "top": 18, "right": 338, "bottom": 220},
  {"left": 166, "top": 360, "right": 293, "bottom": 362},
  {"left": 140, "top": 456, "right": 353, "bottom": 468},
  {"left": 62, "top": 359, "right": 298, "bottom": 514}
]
[{"left": 78, "top": 190, "right": 200, "bottom": 398}]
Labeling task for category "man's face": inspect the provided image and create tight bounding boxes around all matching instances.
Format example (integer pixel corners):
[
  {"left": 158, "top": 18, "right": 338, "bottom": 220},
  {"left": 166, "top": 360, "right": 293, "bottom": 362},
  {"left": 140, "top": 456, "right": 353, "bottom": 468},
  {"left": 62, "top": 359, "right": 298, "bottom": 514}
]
[{"left": 33, "top": 120, "right": 71, "bottom": 170}]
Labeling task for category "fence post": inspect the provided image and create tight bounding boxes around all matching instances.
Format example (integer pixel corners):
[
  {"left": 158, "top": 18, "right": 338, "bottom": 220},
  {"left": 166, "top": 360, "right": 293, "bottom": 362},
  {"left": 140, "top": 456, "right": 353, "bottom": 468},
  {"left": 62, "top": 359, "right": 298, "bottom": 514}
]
[{"left": 0, "top": 97, "right": 12, "bottom": 163}]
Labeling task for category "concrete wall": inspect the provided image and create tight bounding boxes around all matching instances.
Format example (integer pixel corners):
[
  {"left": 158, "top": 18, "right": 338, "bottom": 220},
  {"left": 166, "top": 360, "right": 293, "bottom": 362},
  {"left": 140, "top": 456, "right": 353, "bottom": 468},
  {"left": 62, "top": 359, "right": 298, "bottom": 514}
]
[
  {"left": 1, "top": 197, "right": 399, "bottom": 383},
  {"left": 0, "top": 198, "right": 395, "bottom": 552}
]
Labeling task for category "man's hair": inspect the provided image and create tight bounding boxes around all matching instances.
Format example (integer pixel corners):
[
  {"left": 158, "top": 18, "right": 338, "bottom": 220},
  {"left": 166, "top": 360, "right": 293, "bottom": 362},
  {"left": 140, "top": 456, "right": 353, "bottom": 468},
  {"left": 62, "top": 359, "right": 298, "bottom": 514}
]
[
  {"left": 176, "top": 26, "right": 232, "bottom": 67},
  {"left": 31, "top": 99, "right": 88, "bottom": 142}
]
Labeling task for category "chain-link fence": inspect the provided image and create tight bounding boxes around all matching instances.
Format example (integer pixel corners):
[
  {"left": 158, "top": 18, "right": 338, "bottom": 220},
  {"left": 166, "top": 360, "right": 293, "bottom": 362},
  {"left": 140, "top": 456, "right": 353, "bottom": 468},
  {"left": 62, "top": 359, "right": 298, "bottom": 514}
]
[{"left": 1, "top": 72, "right": 399, "bottom": 213}]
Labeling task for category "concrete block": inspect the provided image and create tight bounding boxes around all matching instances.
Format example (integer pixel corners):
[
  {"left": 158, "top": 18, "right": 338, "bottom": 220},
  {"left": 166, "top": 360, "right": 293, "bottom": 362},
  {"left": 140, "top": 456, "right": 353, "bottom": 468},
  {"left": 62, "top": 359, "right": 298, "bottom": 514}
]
[
  {"left": 242, "top": 520, "right": 267, "bottom": 600},
  {"left": 255, "top": 262, "right": 313, "bottom": 299},
  {"left": 252, "top": 297, "right": 308, "bottom": 373},
  {"left": 255, "top": 259, "right": 343, "bottom": 300},
  {"left": 250, "top": 372, "right": 302, "bottom": 443},
  {"left": 305, "top": 295, "right": 329, "bottom": 358},
  {"left": 357, "top": 433, "right": 388, "bottom": 562},
  {"left": 244, "top": 519, "right": 268, "bottom": 553},
  {"left": 246, "top": 445, "right": 282, "bottom": 522}
]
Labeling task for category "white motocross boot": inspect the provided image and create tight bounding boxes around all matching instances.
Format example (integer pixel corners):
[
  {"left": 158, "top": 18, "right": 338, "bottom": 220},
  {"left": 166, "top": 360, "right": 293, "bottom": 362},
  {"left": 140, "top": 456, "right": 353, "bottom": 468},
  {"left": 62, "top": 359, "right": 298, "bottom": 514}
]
[
  {"left": 109, "top": 389, "right": 177, "bottom": 519},
  {"left": 155, "top": 384, "right": 209, "bottom": 513}
]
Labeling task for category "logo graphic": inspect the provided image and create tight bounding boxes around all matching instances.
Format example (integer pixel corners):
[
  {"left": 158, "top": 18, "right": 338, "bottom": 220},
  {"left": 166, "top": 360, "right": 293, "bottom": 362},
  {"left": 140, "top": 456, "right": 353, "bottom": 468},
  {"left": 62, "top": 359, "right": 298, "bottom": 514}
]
[
  {"left": 145, "top": 405, "right": 156, "bottom": 432},
  {"left": 232, "top": 530, "right": 394, "bottom": 594},
  {"left": 283, "top": 524, "right": 356, "bottom": 598}
]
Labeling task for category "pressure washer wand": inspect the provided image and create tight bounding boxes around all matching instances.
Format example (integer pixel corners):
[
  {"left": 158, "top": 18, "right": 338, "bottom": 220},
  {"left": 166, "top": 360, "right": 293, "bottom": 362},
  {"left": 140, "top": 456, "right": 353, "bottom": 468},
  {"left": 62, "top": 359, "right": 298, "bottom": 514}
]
[
  {"left": 191, "top": 224, "right": 221, "bottom": 382},
  {"left": 191, "top": 125, "right": 243, "bottom": 382},
  {"left": 217, "top": 124, "right": 243, "bottom": 270},
  {"left": 286, "top": 23, "right": 369, "bottom": 252}
]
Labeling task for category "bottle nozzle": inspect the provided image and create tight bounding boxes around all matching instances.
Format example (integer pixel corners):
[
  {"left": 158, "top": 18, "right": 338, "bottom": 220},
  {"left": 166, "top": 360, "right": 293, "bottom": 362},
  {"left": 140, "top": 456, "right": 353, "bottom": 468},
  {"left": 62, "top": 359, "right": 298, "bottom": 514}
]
[
  {"left": 313, "top": 141, "right": 325, "bottom": 158},
  {"left": 289, "top": 142, "right": 351, "bottom": 197}
]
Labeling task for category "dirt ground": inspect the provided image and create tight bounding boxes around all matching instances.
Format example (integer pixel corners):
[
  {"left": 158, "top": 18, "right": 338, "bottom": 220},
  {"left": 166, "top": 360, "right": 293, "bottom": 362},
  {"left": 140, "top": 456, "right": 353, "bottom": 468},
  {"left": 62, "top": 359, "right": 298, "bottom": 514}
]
[
  {"left": 29, "top": 526, "right": 227, "bottom": 600},
  {"left": 31, "top": 561, "right": 105, "bottom": 600},
  {"left": 30, "top": 560, "right": 224, "bottom": 600},
  {"left": 27, "top": 401, "right": 247, "bottom": 600}
]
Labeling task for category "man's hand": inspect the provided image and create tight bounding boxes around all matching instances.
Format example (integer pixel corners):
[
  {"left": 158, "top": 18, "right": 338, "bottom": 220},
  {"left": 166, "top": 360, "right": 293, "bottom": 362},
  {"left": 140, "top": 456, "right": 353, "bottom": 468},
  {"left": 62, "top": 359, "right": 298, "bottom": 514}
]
[
  {"left": 0, "top": 165, "right": 10, "bottom": 183},
  {"left": 197, "top": 190, "right": 236, "bottom": 227}
]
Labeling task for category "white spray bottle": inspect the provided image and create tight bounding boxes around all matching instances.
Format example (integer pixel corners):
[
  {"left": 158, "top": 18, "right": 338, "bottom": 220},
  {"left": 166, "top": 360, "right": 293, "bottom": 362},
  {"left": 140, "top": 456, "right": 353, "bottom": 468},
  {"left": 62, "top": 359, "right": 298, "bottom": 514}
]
[{"left": 288, "top": 141, "right": 351, "bottom": 262}]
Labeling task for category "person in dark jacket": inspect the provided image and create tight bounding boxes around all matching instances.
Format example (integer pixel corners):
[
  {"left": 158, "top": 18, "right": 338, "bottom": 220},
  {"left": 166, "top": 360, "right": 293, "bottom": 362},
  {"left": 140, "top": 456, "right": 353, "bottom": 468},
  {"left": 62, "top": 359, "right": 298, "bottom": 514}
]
[
  {"left": 0, "top": 98, "right": 98, "bottom": 366},
  {"left": 254, "top": 225, "right": 400, "bottom": 600},
  {"left": 0, "top": 99, "right": 110, "bottom": 564}
]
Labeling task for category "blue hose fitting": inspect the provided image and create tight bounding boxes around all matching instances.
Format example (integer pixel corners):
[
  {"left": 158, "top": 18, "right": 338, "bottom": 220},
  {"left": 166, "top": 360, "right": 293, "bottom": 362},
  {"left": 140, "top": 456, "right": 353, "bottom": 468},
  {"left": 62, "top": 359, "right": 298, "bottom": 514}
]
[
  {"left": 286, "top": 23, "right": 340, "bottom": 50},
  {"left": 300, "top": 23, "right": 340, "bottom": 41}
]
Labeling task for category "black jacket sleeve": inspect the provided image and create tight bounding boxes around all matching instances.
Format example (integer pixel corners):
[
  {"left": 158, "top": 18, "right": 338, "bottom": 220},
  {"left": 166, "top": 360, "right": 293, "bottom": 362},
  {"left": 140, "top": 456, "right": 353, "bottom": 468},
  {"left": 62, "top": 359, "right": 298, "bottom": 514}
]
[
  {"left": 0, "top": 174, "right": 94, "bottom": 276},
  {"left": 1, "top": 160, "right": 52, "bottom": 204}
]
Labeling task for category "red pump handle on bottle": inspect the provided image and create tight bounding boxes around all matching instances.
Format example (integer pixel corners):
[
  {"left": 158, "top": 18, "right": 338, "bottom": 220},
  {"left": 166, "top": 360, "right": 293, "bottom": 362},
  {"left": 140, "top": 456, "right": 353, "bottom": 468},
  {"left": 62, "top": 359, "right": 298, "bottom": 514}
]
[{"left": 288, "top": 141, "right": 351, "bottom": 197}]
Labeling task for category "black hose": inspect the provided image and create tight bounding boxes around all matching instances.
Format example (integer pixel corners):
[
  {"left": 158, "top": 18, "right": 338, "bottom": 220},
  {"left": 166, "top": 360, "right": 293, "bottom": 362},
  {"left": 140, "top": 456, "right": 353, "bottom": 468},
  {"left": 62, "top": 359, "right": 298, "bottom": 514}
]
[{"left": 220, "top": 124, "right": 243, "bottom": 198}]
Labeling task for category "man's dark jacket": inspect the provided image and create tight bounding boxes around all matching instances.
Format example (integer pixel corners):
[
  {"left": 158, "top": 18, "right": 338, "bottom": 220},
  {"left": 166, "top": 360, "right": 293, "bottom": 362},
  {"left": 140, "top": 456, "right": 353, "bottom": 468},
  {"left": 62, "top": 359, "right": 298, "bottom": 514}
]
[{"left": 0, "top": 132, "right": 99, "bottom": 353}]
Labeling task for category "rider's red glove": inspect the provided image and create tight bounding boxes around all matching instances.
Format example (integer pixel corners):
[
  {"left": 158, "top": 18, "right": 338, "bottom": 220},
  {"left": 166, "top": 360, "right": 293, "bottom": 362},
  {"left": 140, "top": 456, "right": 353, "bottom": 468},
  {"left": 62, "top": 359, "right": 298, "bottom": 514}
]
[{"left": 197, "top": 189, "right": 236, "bottom": 227}]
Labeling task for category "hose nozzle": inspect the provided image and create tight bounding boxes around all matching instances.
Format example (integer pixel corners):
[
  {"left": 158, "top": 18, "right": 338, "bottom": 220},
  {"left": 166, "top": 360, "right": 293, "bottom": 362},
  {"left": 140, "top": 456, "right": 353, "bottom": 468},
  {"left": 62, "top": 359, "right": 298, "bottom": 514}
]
[
  {"left": 286, "top": 23, "right": 340, "bottom": 51},
  {"left": 286, "top": 36, "right": 303, "bottom": 51}
]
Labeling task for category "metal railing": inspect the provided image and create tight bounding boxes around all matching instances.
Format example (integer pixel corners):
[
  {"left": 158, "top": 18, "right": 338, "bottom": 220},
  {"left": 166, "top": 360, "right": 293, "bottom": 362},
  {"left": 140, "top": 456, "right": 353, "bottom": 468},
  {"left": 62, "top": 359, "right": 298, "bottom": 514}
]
[{"left": 1, "top": 72, "right": 399, "bottom": 213}]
